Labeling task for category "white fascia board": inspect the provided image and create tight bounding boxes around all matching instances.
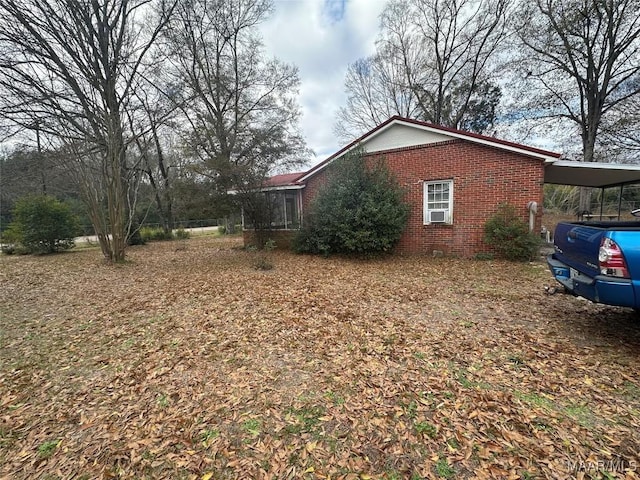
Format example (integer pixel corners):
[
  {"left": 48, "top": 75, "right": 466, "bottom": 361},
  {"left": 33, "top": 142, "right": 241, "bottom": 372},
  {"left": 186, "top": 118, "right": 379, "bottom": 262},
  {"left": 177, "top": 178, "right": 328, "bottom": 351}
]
[
  {"left": 259, "top": 185, "right": 304, "bottom": 192},
  {"left": 227, "top": 184, "right": 304, "bottom": 195}
]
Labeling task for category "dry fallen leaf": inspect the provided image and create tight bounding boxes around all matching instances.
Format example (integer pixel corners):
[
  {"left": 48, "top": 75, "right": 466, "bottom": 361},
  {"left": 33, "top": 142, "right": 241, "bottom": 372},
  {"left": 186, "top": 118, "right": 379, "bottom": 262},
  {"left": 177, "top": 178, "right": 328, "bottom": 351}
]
[{"left": 0, "top": 236, "right": 639, "bottom": 479}]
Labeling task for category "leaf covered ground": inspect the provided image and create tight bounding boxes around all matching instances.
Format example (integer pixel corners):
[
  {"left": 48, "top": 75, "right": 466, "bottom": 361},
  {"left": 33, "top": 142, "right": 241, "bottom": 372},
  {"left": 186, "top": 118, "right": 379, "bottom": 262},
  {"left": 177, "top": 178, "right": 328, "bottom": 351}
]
[{"left": 1, "top": 236, "right": 639, "bottom": 480}]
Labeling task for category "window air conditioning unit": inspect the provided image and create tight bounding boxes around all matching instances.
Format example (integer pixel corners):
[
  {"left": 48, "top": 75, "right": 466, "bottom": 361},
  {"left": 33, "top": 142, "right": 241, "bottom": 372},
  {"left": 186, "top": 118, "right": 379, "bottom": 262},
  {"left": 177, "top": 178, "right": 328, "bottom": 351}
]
[{"left": 429, "top": 210, "right": 447, "bottom": 223}]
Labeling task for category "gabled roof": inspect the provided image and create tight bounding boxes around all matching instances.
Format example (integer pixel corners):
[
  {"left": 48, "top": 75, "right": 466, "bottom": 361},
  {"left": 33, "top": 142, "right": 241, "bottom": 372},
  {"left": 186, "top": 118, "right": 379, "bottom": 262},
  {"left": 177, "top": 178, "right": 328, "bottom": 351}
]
[
  {"left": 265, "top": 117, "right": 640, "bottom": 191},
  {"left": 297, "top": 116, "right": 562, "bottom": 183}
]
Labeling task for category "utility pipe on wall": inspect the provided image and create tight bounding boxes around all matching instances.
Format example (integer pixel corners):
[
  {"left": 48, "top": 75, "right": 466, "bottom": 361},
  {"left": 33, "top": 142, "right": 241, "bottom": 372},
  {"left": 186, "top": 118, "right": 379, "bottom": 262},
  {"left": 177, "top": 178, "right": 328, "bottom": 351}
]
[{"left": 527, "top": 201, "right": 538, "bottom": 232}]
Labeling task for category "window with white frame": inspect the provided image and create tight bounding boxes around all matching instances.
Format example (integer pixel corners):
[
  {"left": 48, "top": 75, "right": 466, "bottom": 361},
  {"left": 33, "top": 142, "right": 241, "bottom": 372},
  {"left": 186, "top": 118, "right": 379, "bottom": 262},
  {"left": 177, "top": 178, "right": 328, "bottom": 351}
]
[{"left": 423, "top": 180, "right": 453, "bottom": 224}]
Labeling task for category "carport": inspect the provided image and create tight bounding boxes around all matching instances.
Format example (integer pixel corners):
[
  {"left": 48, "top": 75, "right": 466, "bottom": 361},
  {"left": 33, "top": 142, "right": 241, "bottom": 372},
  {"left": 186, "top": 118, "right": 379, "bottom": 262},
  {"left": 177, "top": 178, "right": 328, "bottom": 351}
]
[
  {"left": 544, "top": 160, "right": 640, "bottom": 221},
  {"left": 545, "top": 160, "right": 640, "bottom": 188}
]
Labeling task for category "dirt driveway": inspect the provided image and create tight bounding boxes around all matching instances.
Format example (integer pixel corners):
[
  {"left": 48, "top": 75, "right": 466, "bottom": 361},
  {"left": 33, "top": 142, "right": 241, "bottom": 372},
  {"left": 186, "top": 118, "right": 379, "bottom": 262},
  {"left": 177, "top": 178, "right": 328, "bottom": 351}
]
[{"left": 1, "top": 237, "right": 639, "bottom": 479}]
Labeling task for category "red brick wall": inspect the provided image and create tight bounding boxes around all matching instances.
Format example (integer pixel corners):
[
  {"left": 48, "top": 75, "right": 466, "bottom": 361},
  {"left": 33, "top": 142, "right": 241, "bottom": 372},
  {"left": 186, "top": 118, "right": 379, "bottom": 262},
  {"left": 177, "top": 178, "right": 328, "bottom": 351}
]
[
  {"left": 300, "top": 139, "right": 545, "bottom": 257},
  {"left": 300, "top": 168, "right": 327, "bottom": 215}
]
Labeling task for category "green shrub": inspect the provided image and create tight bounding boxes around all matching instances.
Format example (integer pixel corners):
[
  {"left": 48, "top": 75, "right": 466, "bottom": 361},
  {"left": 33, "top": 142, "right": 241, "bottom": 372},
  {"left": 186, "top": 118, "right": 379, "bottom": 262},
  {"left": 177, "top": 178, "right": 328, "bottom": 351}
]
[
  {"left": 293, "top": 149, "right": 409, "bottom": 256},
  {"left": 139, "top": 226, "right": 173, "bottom": 242},
  {"left": 174, "top": 228, "right": 190, "bottom": 240},
  {"left": 1, "top": 224, "right": 32, "bottom": 255},
  {"left": 1, "top": 226, "right": 21, "bottom": 254},
  {"left": 3, "top": 195, "right": 80, "bottom": 254},
  {"left": 217, "top": 224, "right": 241, "bottom": 236},
  {"left": 483, "top": 203, "right": 540, "bottom": 261},
  {"left": 138, "top": 226, "right": 190, "bottom": 242}
]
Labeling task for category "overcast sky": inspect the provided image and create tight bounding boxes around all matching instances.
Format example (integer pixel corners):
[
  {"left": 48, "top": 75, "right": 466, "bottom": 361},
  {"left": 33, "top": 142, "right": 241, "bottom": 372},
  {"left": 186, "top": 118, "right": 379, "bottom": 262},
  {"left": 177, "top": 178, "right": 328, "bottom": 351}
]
[{"left": 260, "top": 0, "right": 388, "bottom": 165}]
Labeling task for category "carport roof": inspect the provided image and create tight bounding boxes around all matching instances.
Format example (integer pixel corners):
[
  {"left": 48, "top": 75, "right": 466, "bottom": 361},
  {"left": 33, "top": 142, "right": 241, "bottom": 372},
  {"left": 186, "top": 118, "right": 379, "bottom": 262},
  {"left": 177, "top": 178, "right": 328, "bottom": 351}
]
[{"left": 544, "top": 160, "right": 640, "bottom": 188}]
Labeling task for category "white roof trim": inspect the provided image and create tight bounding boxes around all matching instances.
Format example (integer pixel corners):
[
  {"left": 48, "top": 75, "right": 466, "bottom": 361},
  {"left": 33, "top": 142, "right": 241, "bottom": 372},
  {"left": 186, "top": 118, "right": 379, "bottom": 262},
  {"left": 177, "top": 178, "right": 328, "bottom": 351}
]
[
  {"left": 259, "top": 185, "right": 304, "bottom": 192},
  {"left": 227, "top": 184, "right": 304, "bottom": 195}
]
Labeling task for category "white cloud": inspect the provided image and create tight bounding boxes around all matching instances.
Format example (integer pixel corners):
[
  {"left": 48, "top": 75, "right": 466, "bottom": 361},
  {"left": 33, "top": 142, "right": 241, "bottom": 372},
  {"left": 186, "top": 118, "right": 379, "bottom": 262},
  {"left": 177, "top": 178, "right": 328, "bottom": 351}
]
[{"left": 260, "top": 0, "right": 387, "bottom": 165}]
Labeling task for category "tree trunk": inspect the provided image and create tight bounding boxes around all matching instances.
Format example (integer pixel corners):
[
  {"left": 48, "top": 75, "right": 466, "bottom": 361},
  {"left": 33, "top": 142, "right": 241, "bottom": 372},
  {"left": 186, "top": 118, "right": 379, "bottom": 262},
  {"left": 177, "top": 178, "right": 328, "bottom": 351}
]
[
  {"left": 578, "top": 187, "right": 592, "bottom": 217},
  {"left": 225, "top": 214, "right": 236, "bottom": 234},
  {"left": 106, "top": 156, "right": 126, "bottom": 262},
  {"left": 75, "top": 167, "right": 113, "bottom": 261},
  {"left": 105, "top": 131, "right": 128, "bottom": 263},
  {"left": 579, "top": 128, "right": 597, "bottom": 214},
  {"left": 153, "top": 124, "right": 174, "bottom": 232}
]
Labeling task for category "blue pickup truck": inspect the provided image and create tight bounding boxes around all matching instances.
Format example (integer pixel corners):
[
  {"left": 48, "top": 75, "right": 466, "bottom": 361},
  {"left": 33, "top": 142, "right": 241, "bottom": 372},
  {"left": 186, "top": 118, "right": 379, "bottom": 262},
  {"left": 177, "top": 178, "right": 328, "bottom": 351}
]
[{"left": 547, "top": 212, "right": 640, "bottom": 310}]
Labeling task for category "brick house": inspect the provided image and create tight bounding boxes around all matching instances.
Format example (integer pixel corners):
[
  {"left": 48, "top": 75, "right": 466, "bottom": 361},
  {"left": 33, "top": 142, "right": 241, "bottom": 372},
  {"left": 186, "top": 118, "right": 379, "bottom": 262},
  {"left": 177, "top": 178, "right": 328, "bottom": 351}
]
[{"left": 243, "top": 116, "right": 561, "bottom": 256}]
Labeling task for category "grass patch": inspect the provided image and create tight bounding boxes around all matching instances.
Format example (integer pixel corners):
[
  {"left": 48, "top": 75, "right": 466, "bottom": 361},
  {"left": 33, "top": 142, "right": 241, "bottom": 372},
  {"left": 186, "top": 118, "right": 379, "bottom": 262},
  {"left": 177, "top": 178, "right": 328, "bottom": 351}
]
[
  {"left": 37, "top": 439, "right": 59, "bottom": 458},
  {"left": 454, "top": 367, "right": 487, "bottom": 389},
  {"left": 435, "top": 457, "right": 455, "bottom": 478},
  {"left": 241, "top": 419, "right": 261, "bottom": 437},
  {"left": 284, "top": 405, "right": 325, "bottom": 435},
  {"left": 324, "top": 390, "right": 345, "bottom": 406},
  {"left": 200, "top": 428, "right": 220, "bottom": 446},
  {"left": 564, "top": 403, "right": 596, "bottom": 428},
  {"left": 415, "top": 421, "right": 437, "bottom": 438},
  {"left": 516, "top": 391, "right": 598, "bottom": 428},
  {"left": 156, "top": 393, "right": 170, "bottom": 408},
  {"left": 514, "top": 391, "right": 556, "bottom": 411},
  {"left": 621, "top": 381, "right": 640, "bottom": 400}
]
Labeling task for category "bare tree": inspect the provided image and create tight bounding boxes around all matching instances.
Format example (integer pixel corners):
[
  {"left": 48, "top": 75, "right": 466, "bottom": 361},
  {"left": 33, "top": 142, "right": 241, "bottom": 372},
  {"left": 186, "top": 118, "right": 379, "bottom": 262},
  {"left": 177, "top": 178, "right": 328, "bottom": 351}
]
[
  {"left": 0, "top": 0, "right": 176, "bottom": 262},
  {"left": 599, "top": 90, "right": 640, "bottom": 163},
  {"left": 512, "top": 0, "right": 640, "bottom": 209},
  {"left": 162, "top": 0, "right": 308, "bottom": 199},
  {"left": 336, "top": 0, "right": 509, "bottom": 139},
  {"left": 125, "top": 80, "right": 181, "bottom": 234},
  {"left": 335, "top": 51, "right": 421, "bottom": 142}
]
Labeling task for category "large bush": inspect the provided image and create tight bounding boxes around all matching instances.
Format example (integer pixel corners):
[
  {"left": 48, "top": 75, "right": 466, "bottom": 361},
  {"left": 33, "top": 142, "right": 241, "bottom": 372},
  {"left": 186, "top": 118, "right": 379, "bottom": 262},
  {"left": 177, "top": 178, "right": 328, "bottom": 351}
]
[
  {"left": 294, "top": 149, "right": 410, "bottom": 256},
  {"left": 483, "top": 203, "right": 540, "bottom": 261},
  {"left": 2, "top": 195, "right": 80, "bottom": 254}
]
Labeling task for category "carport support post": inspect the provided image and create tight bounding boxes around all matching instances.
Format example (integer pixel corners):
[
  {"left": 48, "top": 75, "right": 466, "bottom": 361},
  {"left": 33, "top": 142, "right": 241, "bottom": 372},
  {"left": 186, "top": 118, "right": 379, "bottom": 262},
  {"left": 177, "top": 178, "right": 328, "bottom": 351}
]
[
  {"left": 617, "top": 184, "right": 623, "bottom": 219},
  {"left": 599, "top": 187, "right": 604, "bottom": 220}
]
